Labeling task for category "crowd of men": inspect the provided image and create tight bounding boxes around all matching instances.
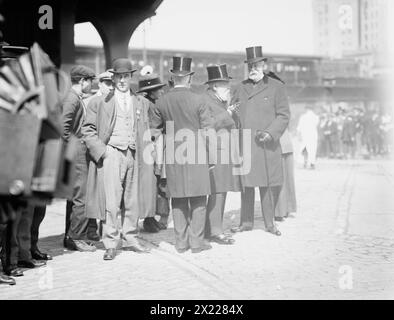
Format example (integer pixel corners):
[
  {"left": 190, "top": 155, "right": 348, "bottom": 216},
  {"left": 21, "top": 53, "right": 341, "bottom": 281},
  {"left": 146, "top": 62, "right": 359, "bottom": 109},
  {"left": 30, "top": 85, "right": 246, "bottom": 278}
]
[
  {"left": 1, "top": 45, "right": 298, "bottom": 285},
  {"left": 317, "top": 108, "right": 393, "bottom": 160}
]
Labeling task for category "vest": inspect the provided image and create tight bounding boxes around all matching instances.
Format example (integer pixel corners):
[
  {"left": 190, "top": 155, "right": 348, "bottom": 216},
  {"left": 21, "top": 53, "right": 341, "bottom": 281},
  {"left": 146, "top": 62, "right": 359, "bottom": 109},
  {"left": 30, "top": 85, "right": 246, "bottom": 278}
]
[{"left": 108, "top": 99, "right": 136, "bottom": 150}]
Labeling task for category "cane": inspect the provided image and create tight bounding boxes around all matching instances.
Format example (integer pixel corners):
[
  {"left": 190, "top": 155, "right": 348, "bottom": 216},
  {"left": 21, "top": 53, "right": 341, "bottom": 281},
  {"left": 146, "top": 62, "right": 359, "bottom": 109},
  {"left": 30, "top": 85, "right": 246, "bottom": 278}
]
[{"left": 262, "top": 139, "right": 281, "bottom": 236}]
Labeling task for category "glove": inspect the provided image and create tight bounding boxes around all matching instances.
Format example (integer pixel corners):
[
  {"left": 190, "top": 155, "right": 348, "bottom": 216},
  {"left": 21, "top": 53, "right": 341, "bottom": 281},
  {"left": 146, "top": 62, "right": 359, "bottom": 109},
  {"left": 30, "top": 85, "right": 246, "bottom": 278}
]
[
  {"left": 255, "top": 130, "right": 273, "bottom": 145},
  {"left": 227, "top": 102, "right": 240, "bottom": 117}
]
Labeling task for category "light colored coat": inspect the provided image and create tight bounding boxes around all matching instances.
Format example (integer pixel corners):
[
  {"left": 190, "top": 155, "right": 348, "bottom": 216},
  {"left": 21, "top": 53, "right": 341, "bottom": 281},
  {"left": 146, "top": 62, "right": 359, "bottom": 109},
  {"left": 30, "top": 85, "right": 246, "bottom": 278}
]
[{"left": 82, "top": 92, "right": 156, "bottom": 220}]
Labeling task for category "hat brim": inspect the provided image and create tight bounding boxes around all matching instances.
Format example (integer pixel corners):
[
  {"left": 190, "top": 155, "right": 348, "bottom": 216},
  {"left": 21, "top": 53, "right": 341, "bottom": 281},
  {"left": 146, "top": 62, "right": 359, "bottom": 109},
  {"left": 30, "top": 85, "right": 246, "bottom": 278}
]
[
  {"left": 204, "top": 77, "right": 232, "bottom": 85},
  {"left": 99, "top": 77, "right": 113, "bottom": 82},
  {"left": 169, "top": 70, "right": 195, "bottom": 76},
  {"left": 137, "top": 83, "right": 167, "bottom": 93},
  {"left": 109, "top": 69, "right": 138, "bottom": 74},
  {"left": 244, "top": 57, "right": 268, "bottom": 64}
]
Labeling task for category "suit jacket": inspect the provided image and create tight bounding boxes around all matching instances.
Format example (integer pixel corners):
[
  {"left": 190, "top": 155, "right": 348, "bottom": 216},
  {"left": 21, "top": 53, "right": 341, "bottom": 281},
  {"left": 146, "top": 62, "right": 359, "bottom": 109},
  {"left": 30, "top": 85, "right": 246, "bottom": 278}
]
[
  {"left": 62, "top": 89, "right": 84, "bottom": 142},
  {"left": 150, "top": 87, "right": 213, "bottom": 198},
  {"left": 232, "top": 75, "right": 290, "bottom": 187},
  {"left": 82, "top": 91, "right": 156, "bottom": 220},
  {"left": 204, "top": 89, "right": 242, "bottom": 193}
]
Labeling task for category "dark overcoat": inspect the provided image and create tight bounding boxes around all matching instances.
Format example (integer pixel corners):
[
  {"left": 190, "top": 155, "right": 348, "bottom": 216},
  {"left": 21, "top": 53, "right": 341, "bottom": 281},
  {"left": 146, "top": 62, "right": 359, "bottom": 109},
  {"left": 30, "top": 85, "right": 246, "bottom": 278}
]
[
  {"left": 150, "top": 87, "right": 213, "bottom": 198},
  {"left": 82, "top": 92, "right": 156, "bottom": 221},
  {"left": 203, "top": 89, "right": 242, "bottom": 194},
  {"left": 232, "top": 75, "right": 290, "bottom": 187}
]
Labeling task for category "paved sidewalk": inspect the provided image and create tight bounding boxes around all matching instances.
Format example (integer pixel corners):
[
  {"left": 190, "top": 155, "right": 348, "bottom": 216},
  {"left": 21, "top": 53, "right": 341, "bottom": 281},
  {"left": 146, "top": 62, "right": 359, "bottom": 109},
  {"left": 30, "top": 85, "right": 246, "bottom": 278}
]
[{"left": 1, "top": 159, "right": 393, "bottom": 299}]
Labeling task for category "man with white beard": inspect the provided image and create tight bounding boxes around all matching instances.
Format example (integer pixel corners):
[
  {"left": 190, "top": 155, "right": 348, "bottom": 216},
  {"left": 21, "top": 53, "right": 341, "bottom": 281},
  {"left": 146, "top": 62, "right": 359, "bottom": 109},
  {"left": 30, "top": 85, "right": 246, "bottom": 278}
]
[{"left": 231, "top": 46, "right": 290, "bottom": 236}]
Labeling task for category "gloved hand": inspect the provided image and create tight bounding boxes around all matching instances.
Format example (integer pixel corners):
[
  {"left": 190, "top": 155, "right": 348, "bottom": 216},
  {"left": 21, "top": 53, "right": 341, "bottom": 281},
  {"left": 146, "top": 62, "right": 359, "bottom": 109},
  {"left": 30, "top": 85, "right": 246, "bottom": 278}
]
[
  {"left": 227, "top": 102, "right": 240, "bottom": 117},
  {"left": 255, "top": 130, "right": 273, "bottom": 145}
]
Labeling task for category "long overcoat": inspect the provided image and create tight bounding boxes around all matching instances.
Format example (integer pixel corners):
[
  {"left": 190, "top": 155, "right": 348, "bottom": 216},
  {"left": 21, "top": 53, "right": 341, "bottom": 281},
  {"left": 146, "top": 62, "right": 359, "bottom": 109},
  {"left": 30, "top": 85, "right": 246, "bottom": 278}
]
[
  {"left": 150, "top": 87, "right": 213, "bottom": 198},
  {"left": 232, "top": 75, "right": 290, "bottom": 187},
  {"left": 203, "top": 89, "right": 242, "bottom": 193},
  {"left": 82, "top": 91, "right": 156, "bottom": 221}
]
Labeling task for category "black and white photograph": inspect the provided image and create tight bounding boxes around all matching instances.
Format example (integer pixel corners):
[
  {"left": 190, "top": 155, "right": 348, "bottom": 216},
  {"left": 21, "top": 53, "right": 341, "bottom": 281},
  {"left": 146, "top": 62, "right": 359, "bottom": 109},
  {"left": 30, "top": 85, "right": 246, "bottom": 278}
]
[{"left": 0, "top": 0, "right": 393, "bottom": 304}]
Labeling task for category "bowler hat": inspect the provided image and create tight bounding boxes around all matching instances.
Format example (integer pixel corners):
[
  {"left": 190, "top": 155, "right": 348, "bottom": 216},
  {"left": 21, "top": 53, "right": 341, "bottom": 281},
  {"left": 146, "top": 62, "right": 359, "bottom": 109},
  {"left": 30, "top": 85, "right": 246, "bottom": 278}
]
[
  {"left": 109, "top": 58, "right": 137, "bottom": 74},
  {"left": 137, "top": 75, "right": 166, "bottom": 93},
  {"left": 244, "top": 46, "right": 267, "bottom": 64},
  {"left": 70, "top": 65, "right": 96, "bottom": 80},
  {"left": 205, "top": 64, "right": 232, "bottom": 84},
  {"left": 170, "top": 56, "right": 194, "bottom": 76}
]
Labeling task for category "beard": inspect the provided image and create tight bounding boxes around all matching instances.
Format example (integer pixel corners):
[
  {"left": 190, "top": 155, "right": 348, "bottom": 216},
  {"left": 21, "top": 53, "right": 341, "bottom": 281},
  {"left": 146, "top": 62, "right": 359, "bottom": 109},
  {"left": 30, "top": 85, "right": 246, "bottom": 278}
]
[{"left": 248, "top": 71, "right": 264, "bottom": 83}]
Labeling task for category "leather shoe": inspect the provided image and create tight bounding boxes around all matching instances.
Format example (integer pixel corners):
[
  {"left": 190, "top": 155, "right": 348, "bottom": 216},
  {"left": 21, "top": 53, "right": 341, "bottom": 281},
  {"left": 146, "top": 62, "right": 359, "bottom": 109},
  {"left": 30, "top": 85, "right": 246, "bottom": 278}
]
[
  {"left": 191, "top": 242, "right": 212, "bottom": 254},
  {"left": 64, "top": 236, "right": 77, "bottom": 250},
  {"left": 123, "top": 243, "right": 150, "bottom": 253},
  {"left": 31, "top": 249, "right": 53, "bottom": 261},
  {"left": 18, "top": 259, "right": 46, "bottom": 269},
  {"left": 210, "top": 234, "right": 235, "bottom": 245},
  {"left": 103, "top": 249, "right": 116, "bottom": 260},
  {"left": 74, "top": 240, "right": 97, "bottom": 252},
  {"left": 274, "top": 217, "right": 285, "bottom": 222},
  {"left": 0, "top": 273, "right": 16, "bottom": 285},
  {"left": 5, "top": 267, "right": 24, "bottom": 277},
  {"left": 175, "top": 247, "right": 189, "bottom": 253},
  {"left": 230, "top": 225, "right": 253, "bottom": 233},
  {"left": 267, "top": 227, "right": 281, "bottom": 236},
  {"left": 143, "top": 217, "right": 160, "bottom": 233}
]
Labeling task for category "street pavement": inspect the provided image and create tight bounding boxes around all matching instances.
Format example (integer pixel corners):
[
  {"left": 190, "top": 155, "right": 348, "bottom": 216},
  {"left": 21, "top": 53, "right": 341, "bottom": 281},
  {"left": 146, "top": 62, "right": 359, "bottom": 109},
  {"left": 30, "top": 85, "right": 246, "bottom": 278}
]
[{"left": 0, "top": 159, "right": 393, "bottom": 299}]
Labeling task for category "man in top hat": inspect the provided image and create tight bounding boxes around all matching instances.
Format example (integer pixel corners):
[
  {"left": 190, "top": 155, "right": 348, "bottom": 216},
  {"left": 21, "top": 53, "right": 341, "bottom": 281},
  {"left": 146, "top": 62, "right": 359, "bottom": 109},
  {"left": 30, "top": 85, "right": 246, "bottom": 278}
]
[
  {"left": 83, "top": 58, "right": 153, "bottom": 260},
  {"left": 137, "top": 72, "right": 170, "bottom": 233},
  {"left": 62, "top": 65, "right": 97, "bottom": 252},
  {"left": 150, "top": 56, "right": 214, "bottom": 253},
  {"left": 231, "top": 46, "right": 290, "bottom": 236},
  {"left": 203, "top": 64, "right": 242, "bottom": 245}
]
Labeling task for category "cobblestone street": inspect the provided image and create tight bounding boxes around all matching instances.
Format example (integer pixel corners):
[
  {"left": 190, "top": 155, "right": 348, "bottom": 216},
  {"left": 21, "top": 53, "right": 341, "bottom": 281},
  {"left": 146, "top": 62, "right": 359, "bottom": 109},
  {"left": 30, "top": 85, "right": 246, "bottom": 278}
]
[{"left": 1, "top": 159, "right": 393, "bottom": 300}]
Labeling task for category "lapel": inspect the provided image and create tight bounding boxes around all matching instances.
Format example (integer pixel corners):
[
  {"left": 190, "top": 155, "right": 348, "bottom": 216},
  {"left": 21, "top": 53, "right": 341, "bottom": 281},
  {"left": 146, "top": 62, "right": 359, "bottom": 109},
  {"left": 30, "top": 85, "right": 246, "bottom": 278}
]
[{"left": 248, "top": 75, "right": 269, "bottom": 100}]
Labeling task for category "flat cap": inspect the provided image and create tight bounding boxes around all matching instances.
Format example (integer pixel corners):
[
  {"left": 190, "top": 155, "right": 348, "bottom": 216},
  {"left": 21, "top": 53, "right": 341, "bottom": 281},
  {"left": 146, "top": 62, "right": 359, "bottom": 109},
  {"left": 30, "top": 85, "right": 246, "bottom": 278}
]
[
  {"left": 98, "top": 70, "right": 113, "bottom": 82},
  {"left": 70, "top": 65, "right": 95, "bottom": 80}
]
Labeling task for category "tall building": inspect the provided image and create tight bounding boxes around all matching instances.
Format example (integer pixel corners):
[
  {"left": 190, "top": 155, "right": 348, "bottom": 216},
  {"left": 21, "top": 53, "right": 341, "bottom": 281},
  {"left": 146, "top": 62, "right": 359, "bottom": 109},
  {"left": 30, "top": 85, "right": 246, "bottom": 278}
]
[{"left": 312, "top": 0, "right": 389, "bottom": 77}]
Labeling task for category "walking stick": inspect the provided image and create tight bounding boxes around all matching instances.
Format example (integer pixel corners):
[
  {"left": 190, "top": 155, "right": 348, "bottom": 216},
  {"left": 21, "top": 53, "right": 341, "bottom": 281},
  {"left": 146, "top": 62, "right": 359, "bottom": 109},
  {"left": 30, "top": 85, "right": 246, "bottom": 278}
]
[{"left": 262, "top": 140, "right": 280, "bottom": 235}]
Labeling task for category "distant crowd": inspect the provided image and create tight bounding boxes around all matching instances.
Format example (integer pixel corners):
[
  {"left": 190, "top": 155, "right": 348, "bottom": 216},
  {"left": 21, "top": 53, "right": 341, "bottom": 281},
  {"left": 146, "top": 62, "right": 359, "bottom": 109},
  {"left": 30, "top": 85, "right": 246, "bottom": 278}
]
[{"left": 316, "top": 108, "right": 393, "bottom": 160}]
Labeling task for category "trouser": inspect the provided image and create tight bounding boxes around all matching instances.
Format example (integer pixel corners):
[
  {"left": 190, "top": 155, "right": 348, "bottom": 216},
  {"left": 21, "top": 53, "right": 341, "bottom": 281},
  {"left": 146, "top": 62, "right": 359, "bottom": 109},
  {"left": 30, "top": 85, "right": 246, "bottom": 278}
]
[
  {"left": 171, "top": 196, "right": 207, "bottom": 250},
  {"left": 8, "top": 205, "right": 33, "bottom": 267},
  {"left": 102, "top": 146, "right": 139, "bottom": 250},
  {"left": 31, "top": 205, "right": 46, "bottom": 252},
  {"left": 0, "top": 223, "right": 8, "bottom": 271},
  {"left": 240, "top": 186, "right": 281, "bottom": 230},
  {"left": 205, "top": 192, "right": 227, "bottom": 237},
  {"left": 275, "top": 154, "right": 297, "bottom": 218},
  {"left": 156, "top": 177, "right": 170, "bottom": 218},
  {"left": 67, "top": 141, "right": 89, "bottom": 240}
]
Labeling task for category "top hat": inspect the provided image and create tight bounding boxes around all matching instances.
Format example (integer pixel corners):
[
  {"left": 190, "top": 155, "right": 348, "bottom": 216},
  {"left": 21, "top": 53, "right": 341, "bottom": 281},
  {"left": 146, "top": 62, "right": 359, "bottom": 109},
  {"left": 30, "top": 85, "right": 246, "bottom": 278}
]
[
  {"left": 137, "top": 75, "right": 166, "bottom": 93},
  {"left": 109, "top": 58, "right": 137, "bottom": 74},
  {"left": 170, "top": 56, "right": 194, "bottom": 76},
  {"left": 205, "top": 64, "right": 232, "bottom": 84},
  {"left": 244, "top": 46, "right": 267, "bottom": 64}
]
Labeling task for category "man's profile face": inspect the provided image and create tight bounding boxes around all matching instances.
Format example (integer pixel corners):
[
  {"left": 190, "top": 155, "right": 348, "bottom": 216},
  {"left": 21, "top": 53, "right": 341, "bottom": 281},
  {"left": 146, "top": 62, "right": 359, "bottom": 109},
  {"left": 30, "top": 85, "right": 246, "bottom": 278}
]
[
  {"left": 81, "top": 78, "right": 93, "bottom": 94},
  {"left": 149, "top": 88, "right": 164, "bottom": 101},
  {"left": 114, "top": 72, "right": 132, "bottom": 93},
  {"left": 99, "top": 79, "right": 114, "bottom": 95}
]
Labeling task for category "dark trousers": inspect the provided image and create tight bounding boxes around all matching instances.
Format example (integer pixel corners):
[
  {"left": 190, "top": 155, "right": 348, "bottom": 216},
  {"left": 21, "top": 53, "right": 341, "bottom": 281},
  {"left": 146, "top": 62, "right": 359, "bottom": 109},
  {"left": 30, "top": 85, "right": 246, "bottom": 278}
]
[
  {"left": 0, "top": 222, "right": 8, "bottom": 271},
  {"left": 240, "top": 186, "right": 281, "bottom": 230},
  {"left": 67, "top": 141, "right": 89, "bottom": 240},
  {"left": 205, "top": 192, "right": 227, "bottom": 237},
  {"left": 31, "top": 205, "right": 46, "bottom": 252},
  {"left": 8, "top": 205, "right": 33, "bottom": 267},
  {"left": 171, "top": 196, "right": 207, "bottom": 250}
]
